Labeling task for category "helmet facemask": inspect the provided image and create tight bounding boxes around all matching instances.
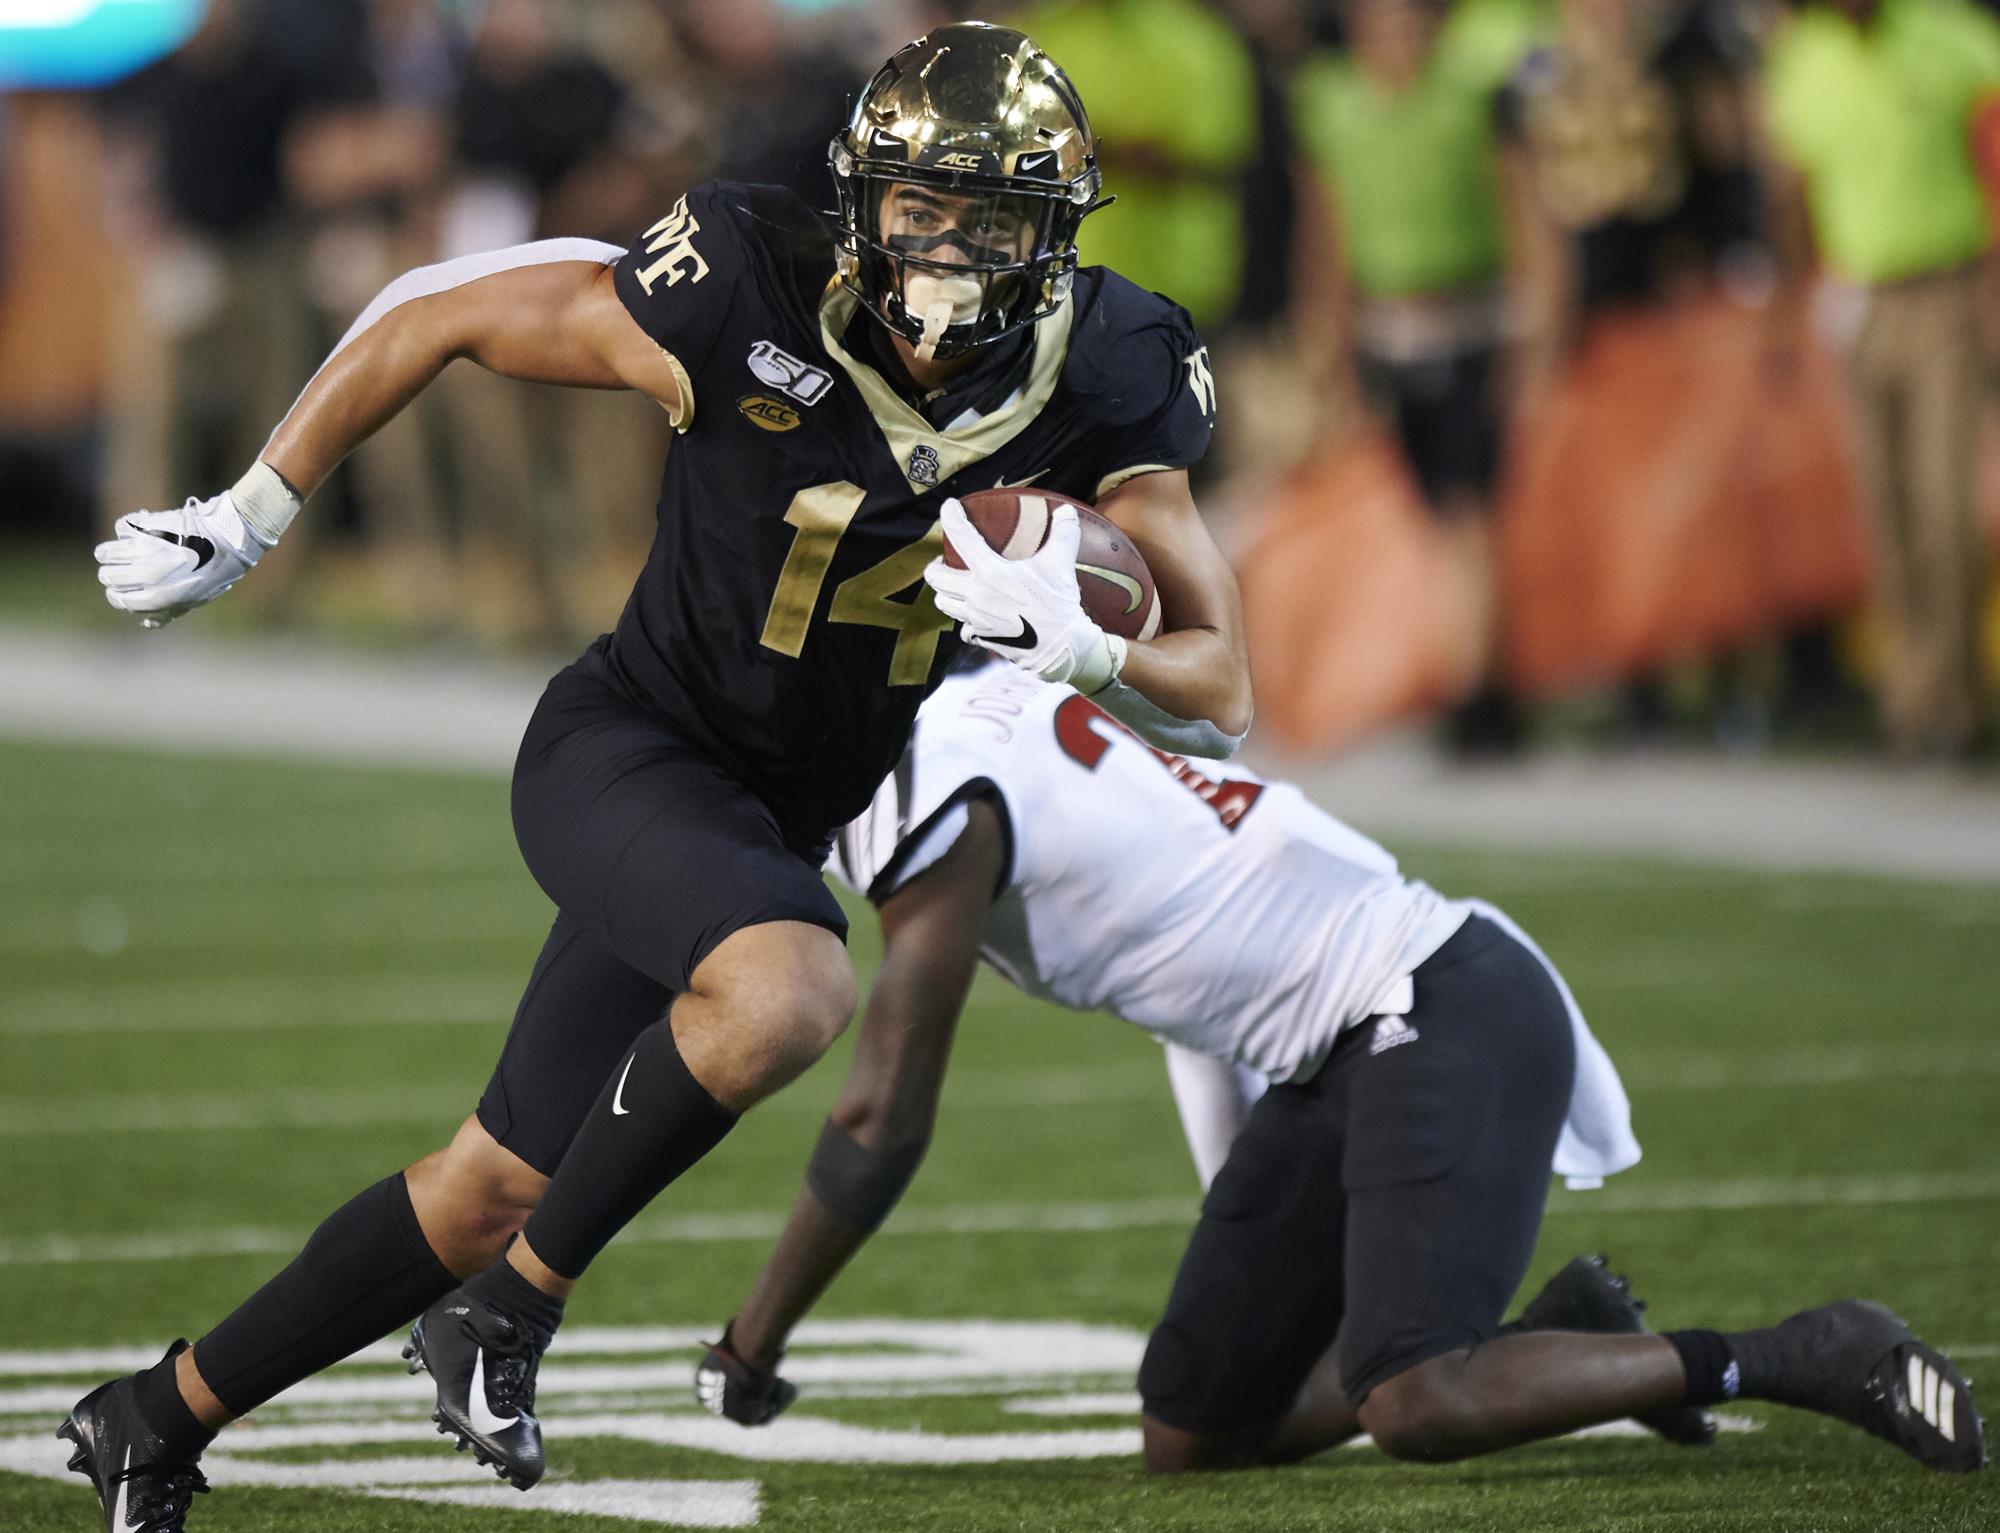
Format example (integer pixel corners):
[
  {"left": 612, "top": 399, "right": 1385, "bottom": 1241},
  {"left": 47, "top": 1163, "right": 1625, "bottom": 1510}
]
[
  {"left": 829, "top": 22, "right": 1106, "bottom": 364},
  {"left": 835, "top": 157, "right": 1090, "bottom": 361}
]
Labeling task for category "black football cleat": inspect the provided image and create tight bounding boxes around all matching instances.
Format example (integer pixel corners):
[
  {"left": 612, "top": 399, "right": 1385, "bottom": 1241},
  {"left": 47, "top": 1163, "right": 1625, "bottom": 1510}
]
[
  {"left": 1755, "top": 1300, "right": 1985, "bottom": 1473},
  {"left": 1501, "top": 1254, "right": 1718, "bottom": 1446},
  {"left": 56, "top": 1341, "right": 211, "bottom": 1532},
  {"left": 405, "top": 1293, "right": 547, "bottom": 1490}
]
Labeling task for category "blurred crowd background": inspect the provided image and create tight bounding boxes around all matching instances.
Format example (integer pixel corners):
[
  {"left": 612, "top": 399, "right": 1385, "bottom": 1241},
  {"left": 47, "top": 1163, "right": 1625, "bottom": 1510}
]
[{"left": 3, "top": 0, "right": 1999, "bottom": 763}]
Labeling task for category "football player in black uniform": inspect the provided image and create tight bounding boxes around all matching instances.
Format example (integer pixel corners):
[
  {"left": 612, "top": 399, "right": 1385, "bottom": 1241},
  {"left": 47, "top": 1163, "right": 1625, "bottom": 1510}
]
[{"left": 67, "top": 22, "right": 1252, "bottom": 1528}]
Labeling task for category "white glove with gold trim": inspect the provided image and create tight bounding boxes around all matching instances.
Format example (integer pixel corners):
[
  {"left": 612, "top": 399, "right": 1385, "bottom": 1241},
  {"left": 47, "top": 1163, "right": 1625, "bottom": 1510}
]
[{"left": 924, "top": 498, "right": 1125, "bottom": 694}]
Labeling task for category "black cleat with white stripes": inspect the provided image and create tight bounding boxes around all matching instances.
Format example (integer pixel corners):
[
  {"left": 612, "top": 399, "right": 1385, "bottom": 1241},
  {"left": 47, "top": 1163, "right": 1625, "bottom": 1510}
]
[
  {"left": 405, "top": 1293, "right": 547, "bottom": 1490},
  {"left": 1761, "top": 1300, "right": 1986, "bottom": 1473}
]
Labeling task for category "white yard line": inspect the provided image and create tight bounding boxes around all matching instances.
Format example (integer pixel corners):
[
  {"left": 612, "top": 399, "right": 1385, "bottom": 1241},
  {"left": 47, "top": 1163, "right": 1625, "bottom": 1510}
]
[{"left": 4, "top": 1170, "right": 1996, "bottom": 1269}]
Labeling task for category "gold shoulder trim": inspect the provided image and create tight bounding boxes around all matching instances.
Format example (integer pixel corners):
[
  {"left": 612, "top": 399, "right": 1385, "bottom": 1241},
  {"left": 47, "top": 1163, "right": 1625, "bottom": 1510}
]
[
  {"left": 656, "top": 347, "right": 695, "bottom": 433},
  {"left": 1095, "top": 463, "right": 1178, "bottom": 501}
]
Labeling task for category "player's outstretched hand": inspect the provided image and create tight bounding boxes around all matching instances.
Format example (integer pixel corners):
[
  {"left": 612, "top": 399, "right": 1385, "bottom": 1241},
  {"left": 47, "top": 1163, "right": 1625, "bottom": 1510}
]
[
  {"left": 94, "top": 492, "right": 273, "bottom": 629},
  {"left": 695, "top": 1328, "right": 798, "bottom": 1427},
  {"left": 926, "top": 497, "right": 1120, "bottom": 693}
]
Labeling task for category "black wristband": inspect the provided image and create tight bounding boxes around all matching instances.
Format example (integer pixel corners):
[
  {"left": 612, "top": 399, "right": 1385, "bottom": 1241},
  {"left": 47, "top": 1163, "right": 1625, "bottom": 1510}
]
[{"left": 805, "top": 1118, "right": 927, "bottom": 1232}]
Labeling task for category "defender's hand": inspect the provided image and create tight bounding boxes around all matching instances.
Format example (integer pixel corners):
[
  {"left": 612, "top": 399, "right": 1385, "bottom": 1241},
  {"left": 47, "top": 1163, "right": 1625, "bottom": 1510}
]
[
  {"left": 695, "top": 1328, "right": 798, "bottom": 1427},
  {"left": 925, "top": 498, "right": 1121, "bottom": 693},
  {"left": 95, "top": 493, "right": 273, "bottom": 629}
]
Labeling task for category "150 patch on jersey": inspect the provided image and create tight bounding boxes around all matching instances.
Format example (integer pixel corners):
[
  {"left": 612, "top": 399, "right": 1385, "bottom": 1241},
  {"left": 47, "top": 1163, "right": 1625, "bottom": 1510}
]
[{"left": 748, "top": 340, "right": 835, "bottom": 406}]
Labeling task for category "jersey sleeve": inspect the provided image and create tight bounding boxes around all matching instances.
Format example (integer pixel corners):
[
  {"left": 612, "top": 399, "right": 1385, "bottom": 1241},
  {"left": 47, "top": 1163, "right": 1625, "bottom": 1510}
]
[
  {"left": 1084, "top": 298, "right": 1217, "bottom": 501},
  {"left": 610, "top": 182, "right": 749, "bottom": 432}
]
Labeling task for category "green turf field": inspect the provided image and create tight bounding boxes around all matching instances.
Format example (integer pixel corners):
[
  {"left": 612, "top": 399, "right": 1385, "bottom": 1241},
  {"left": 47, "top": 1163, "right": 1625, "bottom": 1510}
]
[{"left": 2, "top": 737, "right": 1995, "bottom": 1531}]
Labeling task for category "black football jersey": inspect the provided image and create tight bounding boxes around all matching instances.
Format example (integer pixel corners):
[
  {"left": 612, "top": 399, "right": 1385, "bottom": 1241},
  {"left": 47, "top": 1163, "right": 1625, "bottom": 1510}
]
[{"left": 603, "top": 181, "right": 1214, "bottom": 843}]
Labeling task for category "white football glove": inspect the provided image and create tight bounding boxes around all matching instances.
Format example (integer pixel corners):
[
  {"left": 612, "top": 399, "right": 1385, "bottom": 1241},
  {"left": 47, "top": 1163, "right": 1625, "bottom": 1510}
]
[
  {"left": 924, "top": 497, "right": 1125, "bottom": 694},
  {"left": 95, "top": 491, "right": 273, "bottom": 629}
]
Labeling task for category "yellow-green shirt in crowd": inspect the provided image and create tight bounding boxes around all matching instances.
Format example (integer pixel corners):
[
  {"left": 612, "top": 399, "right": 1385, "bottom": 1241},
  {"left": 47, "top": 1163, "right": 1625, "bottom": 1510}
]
[
  {"left": 1014, "top": 0, "right": 1257, "bottom": 326},
  {"left": 1765, "top": 0, "right": 2000, "bottom": 283},
  {"left": 1291, "top": 0, "right": 1550, "bottom": 300}
]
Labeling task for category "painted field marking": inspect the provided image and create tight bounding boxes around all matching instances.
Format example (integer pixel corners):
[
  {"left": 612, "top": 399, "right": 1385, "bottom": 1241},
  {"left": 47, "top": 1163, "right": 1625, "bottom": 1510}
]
[
  {"left": 3, "top": 1170, "right": 1997, "bottom": 1270},
  {"left": 0, "top": 1321, "right": 1146, "bottom": 1526}
]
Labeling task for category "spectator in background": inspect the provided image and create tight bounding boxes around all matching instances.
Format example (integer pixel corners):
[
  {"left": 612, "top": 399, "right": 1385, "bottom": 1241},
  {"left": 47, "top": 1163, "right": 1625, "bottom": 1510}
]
[
  {"left": 1499, "top": 0, "right": 1763, "bottom": 374},
  {"left": 281, "top": 0, "right": 462, "bottom": 627},
  {"left": 1499, "top": 0, "right": 1765, "bottom": 743},
  {"left": 96, "top": 0, "right": 323, "bottom": 523},
  {"left": 672, "top": 0, "right": 862, "bottom": 204},
  {"left": 431, "top": 0, "right": 645, "bottom": 643},
  {"left": 1007, "top": 0, "right": 1259, "bottom": 334},
  {"left": 1291, "top": 0, "right": 1548, "bottom": 755},
  {"left": 1763, "top": 0, "right": 2000, "bottom": 761}
]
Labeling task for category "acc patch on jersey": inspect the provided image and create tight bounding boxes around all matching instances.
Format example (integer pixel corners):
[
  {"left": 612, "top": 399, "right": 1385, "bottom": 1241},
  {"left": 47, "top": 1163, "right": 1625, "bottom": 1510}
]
[{"left": 738, "top": 394, "right": 802, "bottom": 432}]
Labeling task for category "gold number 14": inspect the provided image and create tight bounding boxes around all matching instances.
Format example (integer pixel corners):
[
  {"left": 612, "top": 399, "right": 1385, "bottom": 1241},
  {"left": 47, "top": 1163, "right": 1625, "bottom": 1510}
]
[{"left": 759, "top": 482, "right": 955, "bottom": 685}]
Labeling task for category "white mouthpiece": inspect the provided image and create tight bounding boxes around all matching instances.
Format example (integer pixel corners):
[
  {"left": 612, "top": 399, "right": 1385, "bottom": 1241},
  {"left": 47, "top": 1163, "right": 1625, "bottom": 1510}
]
[{"left": 905, "top": 271, "right": 983, "bottom": 362}]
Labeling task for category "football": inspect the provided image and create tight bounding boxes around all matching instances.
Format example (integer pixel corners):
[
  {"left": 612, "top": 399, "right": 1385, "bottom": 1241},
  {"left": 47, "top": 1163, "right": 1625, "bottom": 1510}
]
[{"left": 944, "top": 487, "right": 1163, "bottom": 641}]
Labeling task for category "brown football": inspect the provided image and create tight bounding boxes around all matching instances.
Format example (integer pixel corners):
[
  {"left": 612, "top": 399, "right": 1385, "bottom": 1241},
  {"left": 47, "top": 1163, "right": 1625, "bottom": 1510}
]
[{"left": 944, "top": 487, "right": 1162, "bottom": 642}]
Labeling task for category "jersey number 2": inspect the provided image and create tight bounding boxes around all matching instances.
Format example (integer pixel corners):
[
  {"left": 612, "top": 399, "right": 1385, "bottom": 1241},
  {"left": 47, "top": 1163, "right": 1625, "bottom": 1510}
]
[
  {"left": 1054, "top": 695, "right": 1264, "bottom": 830},
  {"left": 759, "top": 482, "right": 955, "bottom": 685}
]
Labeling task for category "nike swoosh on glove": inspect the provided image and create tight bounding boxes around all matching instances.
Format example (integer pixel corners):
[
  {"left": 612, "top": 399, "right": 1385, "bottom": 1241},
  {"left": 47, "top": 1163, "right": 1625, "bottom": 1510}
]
[
  {"left": 95, "top": 492, "right": 274, "bottom": 629},
  {"left": 924, "top": 497, "right": 1122, "bottom": 693}
]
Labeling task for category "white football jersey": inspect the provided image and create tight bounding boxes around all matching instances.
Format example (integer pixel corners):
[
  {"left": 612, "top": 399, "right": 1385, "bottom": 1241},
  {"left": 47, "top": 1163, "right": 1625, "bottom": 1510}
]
[
  {"left": 836, "top": 666, "right": 1470, "bottom": 1083},
  {"left": 833, "top": 664, "right": 1640, "bottom": 1185}
]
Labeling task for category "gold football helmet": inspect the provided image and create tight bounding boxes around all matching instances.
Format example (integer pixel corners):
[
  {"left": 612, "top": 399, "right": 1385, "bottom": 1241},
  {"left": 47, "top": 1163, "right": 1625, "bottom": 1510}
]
[{"left": 830, "top": 21, "right": 1107, "bottom": 361}]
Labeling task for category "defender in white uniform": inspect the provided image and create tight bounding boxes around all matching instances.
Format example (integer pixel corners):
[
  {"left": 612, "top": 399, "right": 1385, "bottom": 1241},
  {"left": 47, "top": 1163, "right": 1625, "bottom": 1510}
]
[
  {"left": 834, "top": 663, "right": 1635, "bottom": 1180},
  {"left": 693, "top": 663, "right": 1986, "bottom": 1478}
]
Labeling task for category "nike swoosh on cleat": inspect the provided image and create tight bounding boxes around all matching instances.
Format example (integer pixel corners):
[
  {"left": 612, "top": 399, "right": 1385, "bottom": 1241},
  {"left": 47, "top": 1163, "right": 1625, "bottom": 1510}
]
[
  {"left": 467, "top": 1350, "right": 519, "bottom": 1435},
  {"left": 984, "top": 618, "right": 1039, "bottom": 652},
  {"left": 611, "top": 1055, "right": 635, "bottom": 1117},
  {"left": 1076, "top": 563, "right": 1143, "bottom": 615},
  {"left": 138, "top": 528, "right": 216, "bottom": 570}
]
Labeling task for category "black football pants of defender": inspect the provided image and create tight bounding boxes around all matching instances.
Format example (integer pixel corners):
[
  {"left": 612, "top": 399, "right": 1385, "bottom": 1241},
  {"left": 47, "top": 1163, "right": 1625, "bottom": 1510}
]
[{"left": 1137, "top": 915, "right": 1576, "bottom": 1433}]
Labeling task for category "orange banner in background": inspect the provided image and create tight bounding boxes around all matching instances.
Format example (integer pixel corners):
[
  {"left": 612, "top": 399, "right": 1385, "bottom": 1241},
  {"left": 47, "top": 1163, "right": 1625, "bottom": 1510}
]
[
  {"left": 1498, "top": 296, "right": 1872, "bottom": 698},
  {"left": 1237, "top": 436, "right": 1470, "bottom": 755},
  {"left": 1240, "top": 296, "right": 1886, "bottom": 754}
]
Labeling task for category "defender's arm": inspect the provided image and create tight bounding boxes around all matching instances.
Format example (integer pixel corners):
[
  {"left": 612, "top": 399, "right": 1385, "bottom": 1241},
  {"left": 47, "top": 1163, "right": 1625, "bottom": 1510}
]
[{"left": 708, "top": 802, "right": 1005, "bottom": 1409}]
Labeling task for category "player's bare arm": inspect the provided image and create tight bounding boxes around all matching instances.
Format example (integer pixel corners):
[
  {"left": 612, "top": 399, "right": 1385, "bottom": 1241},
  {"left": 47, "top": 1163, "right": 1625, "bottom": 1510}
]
[
  {"left": 701, "top": 800, "right": 1005, "bottom": 1422},
  {"left": 94, "top": 248, "right": 677, "bottom": 628},
  {"left": 1094, "top": 467, "right": 1253, "bottom": 740},
  {"left": 266, "top": 258, "right": 681, "bottom": 496}
]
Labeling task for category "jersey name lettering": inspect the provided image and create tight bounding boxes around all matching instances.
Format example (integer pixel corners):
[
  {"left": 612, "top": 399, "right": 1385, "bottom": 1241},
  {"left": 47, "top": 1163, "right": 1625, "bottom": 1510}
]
[
  {"left": 635, "top": 197, "right": 710, "bottom": 294},
  {"left": 1053, "top": 694, "right": 1262, "bottom": 829}
]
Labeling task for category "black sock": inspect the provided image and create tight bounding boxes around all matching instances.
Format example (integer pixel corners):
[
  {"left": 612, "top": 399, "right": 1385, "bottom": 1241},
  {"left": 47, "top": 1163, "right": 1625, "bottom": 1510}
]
[
  {"left": 132, "top": 1345, "right": 216, "bottom": 1462},
  {"left": 193, "top": 1172, "right": 457, "bottom": 1417},
  {"left": 1664, "top": 1329, "right": 1741, "bottom": 1406},
  {"left": 463, "top": 1247, "right": 566, "bottom": 1345},
  {"left": 521, "top": 1018, "right": 737, "bottom": 1279}
]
